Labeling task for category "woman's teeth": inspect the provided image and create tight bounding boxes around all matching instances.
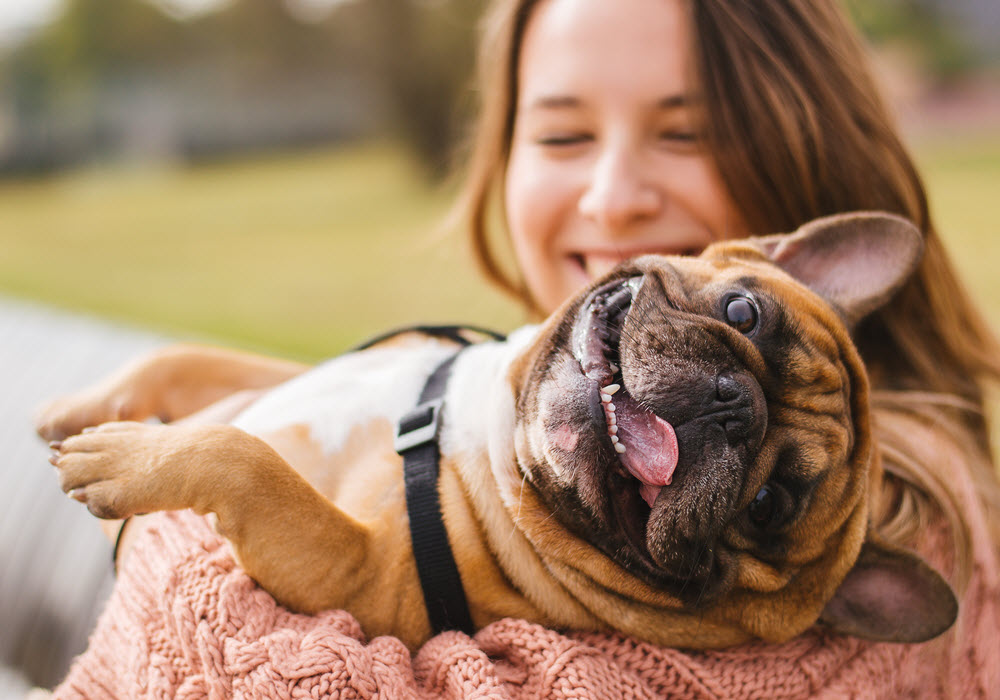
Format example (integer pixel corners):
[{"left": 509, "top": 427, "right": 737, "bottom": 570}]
[{"left": 583, "top": 255, "right": 625, "bottom": 281}]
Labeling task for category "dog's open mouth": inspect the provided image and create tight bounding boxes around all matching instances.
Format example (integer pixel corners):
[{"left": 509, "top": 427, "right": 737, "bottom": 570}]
[{"left": 573, "top": 277, "right": 680, "bottom": 519}]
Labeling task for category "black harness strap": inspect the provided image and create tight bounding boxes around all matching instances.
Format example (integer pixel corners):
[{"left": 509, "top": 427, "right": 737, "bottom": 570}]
[
  {"left": 396, "top": 353, "right": 473, "bottom": 635},
  {"left": 392, "top": 325, "right": 505, "bottom": 636},
  {"left": 349, "top": 324, "right": 506, "bottom": 353}
]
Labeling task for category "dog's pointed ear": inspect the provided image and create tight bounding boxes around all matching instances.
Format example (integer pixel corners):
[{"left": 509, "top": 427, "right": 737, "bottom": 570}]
[
  {"left": 819, "top": 538, "right": 958, "bottom": 643},
  {"left": 752, "top": 212, "right": 924, "bottom": 327}
]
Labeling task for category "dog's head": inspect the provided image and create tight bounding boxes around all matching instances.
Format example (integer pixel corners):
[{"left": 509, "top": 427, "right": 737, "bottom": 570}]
[{"left": 509, "top": 212, "right": 957, "bottom": 645}]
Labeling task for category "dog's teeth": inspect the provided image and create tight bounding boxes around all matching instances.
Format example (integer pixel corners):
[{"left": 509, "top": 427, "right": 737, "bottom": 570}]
[
  {"left": 609, "top": 413, "right": 617, "bottom": 426},
  {"left": 609, "top": 363, "right": 619, "bottom": 373},
  {"left": 600, "top": 393, "right": 613, "bottom": 403},
  {"left": 610, "top": 435, "right": 619, "bottom": 444},
  {"left": 603, "top": 383, "right": 620, "bottom": 395},
  {"left": 609, "top": 425, "right": 618, "bottom": 435},
  {"left": 614, "top": 442, "right": 627, "bottom": 454},
  {"left": 607, "top": 402, "right": 616, "bottom": 413}
]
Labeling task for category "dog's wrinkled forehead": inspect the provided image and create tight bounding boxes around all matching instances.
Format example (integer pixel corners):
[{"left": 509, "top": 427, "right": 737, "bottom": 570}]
[
  {"left": 626, "top": 249, "right": 862, "bottom": 444},
  {"left": 633, "top": 244, "right": 824, "bottom": 309},
  {"left": 625, "top": 250, "right": 852, "bottom": 371}
]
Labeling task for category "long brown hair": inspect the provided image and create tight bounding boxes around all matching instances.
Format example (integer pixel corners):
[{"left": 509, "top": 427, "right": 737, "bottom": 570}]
[{"left": 451, "top": 0, "right": 1000, "bottom": 575}]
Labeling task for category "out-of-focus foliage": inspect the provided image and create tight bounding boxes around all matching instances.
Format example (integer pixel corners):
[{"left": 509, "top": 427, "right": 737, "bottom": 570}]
[
  {"left": 0, "top": 0, "right": 483, "bottom": 177},
  {"left": 845, "top": 0, "right": 995, "bottom": 79},
  {"left": 328, "top": 0, "right": 483, "bottom": 175}
]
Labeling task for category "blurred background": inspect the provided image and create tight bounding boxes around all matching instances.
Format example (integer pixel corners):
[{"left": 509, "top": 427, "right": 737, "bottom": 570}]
[
  {"left": 0, "top": 0, "right": 521, "bottom": 362},
  {"left": 0, "top": 0, "right": 997, "bottom": 695}
]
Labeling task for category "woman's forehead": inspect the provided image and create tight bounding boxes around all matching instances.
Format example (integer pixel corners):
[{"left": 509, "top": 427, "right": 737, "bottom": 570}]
[{"left": 516, "top": 0, "right": 693, "bottom": 104}]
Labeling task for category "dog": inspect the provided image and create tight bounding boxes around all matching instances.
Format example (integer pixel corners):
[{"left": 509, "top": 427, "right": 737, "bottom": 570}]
[{"left": 38, "top": 211, "right": 957, "bottom": 650}]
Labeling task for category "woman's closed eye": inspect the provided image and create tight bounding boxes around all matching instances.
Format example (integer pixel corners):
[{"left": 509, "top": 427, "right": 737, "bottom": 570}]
[
  {"left": 657, "top": 129, "right": 701, "bottom": 152},
  {"left": 536, "top": 132, "right": 594, "bottom": 148}
]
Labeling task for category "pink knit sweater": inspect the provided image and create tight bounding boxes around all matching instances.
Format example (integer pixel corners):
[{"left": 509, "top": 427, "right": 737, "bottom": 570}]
[{"left": 54, "top": 416, "right": 1000, "bottom": 699}]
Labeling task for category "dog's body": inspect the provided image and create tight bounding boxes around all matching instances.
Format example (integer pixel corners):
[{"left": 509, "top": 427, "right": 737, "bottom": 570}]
[{"left": 39, "top": 212, "right": 957, "bottom": 650}]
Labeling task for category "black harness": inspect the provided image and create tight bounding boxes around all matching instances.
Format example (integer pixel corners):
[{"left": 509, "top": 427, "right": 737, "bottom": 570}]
[{"left": 366, "top": 325, "right": 505, "bottom": 636}]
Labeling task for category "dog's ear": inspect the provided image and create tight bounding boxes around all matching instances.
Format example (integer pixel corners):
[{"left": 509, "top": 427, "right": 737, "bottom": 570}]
[
  {"left": 818, "top": 538, "right": 958, "bottom": 643},
  {"left": 752, "top": 211, "right": 924, "bottom": 326}
]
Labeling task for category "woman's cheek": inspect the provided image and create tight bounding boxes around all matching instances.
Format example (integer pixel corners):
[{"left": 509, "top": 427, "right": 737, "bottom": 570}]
[
  {"left": 670, "top": 155, "right": 747, "bottom": 239},
  {"left": 507, "top": 154, "right": 559, "bottom": 254},
  {"left": 506, "top": 147, "right": 592, "bottom": 311}
]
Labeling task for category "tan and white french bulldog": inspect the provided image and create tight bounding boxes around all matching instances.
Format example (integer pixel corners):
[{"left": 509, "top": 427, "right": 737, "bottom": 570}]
[{"left": 38, "top": 212, "right": 957, "bottom": 650}]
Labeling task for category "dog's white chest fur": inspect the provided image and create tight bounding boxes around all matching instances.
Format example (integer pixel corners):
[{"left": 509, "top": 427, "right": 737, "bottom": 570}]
[
  {"left": 231, "top": 340, "right": 452, "bottom": 455},
  {"left": 230, "top": 327, "right": 538, "bottom": 460}
]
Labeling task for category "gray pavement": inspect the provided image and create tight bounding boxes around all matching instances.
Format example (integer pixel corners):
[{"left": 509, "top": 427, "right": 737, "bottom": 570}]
[{"left": 0, "top": 297, "right": 168, "bottom": 697}]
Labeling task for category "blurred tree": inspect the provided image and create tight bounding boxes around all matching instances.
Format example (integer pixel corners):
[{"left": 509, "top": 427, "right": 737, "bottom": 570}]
[
  {"left": 0, "top": 0, "right": 481, "bottom": 176},
  {"left": 321, "top": 0, "right": 483, "bottom": 177},
  {"left": 844, "top": 0, "right": 985, "bottom": 80}
]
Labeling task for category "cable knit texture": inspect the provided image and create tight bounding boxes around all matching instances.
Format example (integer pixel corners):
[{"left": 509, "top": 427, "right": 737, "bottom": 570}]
[{"left": 54, "top": 415, "right": 999, "bottom": 699}]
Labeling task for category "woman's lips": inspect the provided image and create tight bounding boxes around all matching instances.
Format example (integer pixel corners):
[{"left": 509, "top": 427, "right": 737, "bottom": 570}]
[
  {"left": 580, "top": 253, "right": 631, "bottom": 280},
  {"left": 570, "top": 248, "right": 700, "bottom": 282}
]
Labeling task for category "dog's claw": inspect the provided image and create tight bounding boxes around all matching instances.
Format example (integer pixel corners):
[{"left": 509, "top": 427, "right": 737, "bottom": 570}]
[
  {"left": 67, "top": 488, "right": 86, "bottom": 503},
  {"left": 49, "top": 440, "right": 63, "bottom": 451}
]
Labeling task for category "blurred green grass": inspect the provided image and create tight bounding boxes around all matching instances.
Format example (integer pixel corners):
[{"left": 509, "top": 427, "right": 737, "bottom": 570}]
[
  {"left": 0, "top": 142, "right": 524, "bottom": 361},
  {"left": 0, "top": 136, "right": 997, "bottom": 362}
]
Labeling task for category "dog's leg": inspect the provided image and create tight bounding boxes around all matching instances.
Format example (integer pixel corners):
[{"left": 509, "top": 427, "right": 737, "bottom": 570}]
[
  {"left": 48, "top": 421, "right": 372, "bottom": 613},
  {"left": 36, "top": 344, "right": 308, "bottom": 441}
]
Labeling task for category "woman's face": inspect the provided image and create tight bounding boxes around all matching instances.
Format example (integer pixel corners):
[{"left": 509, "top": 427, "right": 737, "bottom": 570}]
[{"left": 505, "top": 0, "right": 748, "bottom": 314}]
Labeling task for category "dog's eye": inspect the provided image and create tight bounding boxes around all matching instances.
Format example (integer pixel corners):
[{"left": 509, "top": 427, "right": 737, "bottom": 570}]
[
  {"left": 748, "top": 483, "right": 791, "bottom": 530},
  {"left": 725, "top": 296, "right": 758, "bottom": 334}
]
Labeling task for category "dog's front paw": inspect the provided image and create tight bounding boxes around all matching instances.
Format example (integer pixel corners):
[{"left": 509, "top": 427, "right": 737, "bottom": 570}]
[
  {"left": 48, "top": 422, "right": 190, "bottom": 519},
  {"left": 35, "top": 383, "right": 150, "bottom": 442}
]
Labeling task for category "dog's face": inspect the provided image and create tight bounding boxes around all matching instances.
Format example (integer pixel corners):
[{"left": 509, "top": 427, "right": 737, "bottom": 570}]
[
  {"left": 516, "top": 254, "right": 857, "bottom": 598},
  {"left": 507, "top": 213, "right": 956, "bottom": 644}
]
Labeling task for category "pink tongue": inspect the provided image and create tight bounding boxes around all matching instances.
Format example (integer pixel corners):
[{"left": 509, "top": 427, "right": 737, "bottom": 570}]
[{"left": 614, "top": 394, "right": 679, "bottom": 507}]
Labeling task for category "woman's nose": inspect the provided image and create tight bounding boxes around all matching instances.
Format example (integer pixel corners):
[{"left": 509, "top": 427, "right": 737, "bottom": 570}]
[{"left": 578, "top": 145, "right": 660, "bottom": 231}]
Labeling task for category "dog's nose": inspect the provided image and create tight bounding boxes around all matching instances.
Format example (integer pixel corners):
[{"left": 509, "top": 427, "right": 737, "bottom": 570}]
[{"left": 715, "top": 373, "right": 767, "bottom": 448}]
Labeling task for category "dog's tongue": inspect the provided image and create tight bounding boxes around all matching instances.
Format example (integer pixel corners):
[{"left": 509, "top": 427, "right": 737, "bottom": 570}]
[{"left": 614, "top": 394, "right": 678, "bottom": 507}]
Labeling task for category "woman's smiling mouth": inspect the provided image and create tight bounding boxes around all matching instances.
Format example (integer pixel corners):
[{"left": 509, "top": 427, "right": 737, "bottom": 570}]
[{"left": 569, "top": 246, "right": 706, "bottom": 283}]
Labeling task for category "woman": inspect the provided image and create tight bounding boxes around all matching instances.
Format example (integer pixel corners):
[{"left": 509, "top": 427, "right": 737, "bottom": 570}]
[{"left": 50, "top": 0, "right": 1000, "bottom": 697}]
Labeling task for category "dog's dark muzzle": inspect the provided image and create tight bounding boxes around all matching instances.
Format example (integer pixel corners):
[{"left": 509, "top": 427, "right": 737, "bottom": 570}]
[{"left": 712, "top": 372, "right": 767, "bottom": 450}]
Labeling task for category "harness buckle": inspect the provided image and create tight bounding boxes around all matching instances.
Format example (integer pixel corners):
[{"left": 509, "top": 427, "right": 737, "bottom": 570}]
[{"left": 394, "top": 398, "right": 444, "bottom": 454}]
